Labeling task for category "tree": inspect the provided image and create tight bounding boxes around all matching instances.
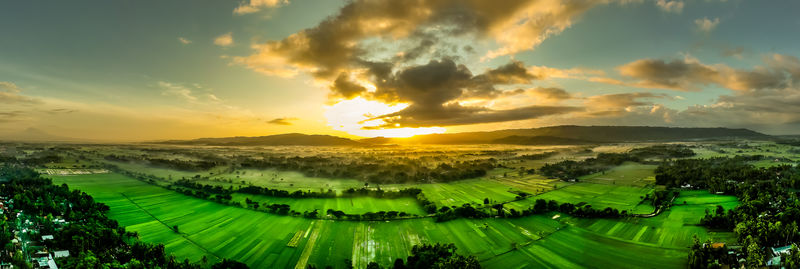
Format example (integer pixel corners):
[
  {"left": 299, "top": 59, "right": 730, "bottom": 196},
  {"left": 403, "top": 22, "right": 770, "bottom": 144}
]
[
  {"left": 392, "top": 258, "right": 406, "bottom": 269},
  {"left": 746, "top": 240, "right": 764, "bottom": 268}
]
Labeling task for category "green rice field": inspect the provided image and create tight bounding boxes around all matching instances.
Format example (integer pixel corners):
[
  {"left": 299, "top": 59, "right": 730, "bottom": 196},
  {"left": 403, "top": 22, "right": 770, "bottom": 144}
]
[{"left": 48, "top": 172, "right": 736, "bottom": 268}]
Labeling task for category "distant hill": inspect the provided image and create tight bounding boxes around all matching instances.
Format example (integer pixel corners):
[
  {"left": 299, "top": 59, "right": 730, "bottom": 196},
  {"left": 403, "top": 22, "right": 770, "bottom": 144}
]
[
  {"left": 154, "top": 133, "right": 363, "bottom": 146},
  {"left": 490, "top": 135, "right": 596, "bottom": 145},
  {"left": 154, "top": 126, "right": 770, "bottom": 147},
  {"left": 363, "top": 126, "right": 770, "bottom": 145},
  {"left": 0, "top": 128, "right": 80, "bottom": 142}
]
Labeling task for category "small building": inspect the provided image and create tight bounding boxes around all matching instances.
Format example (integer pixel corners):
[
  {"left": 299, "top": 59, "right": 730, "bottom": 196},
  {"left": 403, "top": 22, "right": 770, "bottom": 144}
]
[
  {"left": 771, "top": 245, "right": 794, "bottom": 257},
  {"left": 53, "top": 250, "right": 69, "bottom": 258}
]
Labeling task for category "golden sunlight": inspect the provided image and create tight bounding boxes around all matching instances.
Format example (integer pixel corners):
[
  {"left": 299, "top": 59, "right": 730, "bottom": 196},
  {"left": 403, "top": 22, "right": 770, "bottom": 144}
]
[{"left": 324, "top": 97, "right": 446, "bottom": 138}]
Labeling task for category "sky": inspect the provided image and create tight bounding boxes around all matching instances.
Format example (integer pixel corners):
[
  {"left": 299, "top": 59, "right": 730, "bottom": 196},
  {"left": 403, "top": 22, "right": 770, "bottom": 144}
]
[{"left": 2, "top": 0, "right": 800, "bottom": 141}]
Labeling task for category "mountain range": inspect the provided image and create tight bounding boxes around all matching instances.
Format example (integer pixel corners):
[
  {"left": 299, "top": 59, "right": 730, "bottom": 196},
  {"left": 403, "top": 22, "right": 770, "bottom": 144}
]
[{"left": 152, "top": 125, "right": 770, "bottom": 146}]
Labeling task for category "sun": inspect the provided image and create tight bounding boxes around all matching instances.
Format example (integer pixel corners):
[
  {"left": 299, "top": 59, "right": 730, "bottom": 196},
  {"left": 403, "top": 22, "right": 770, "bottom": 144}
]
[{"left": 324, "top": 97, "right": 446, "bottom": 138}]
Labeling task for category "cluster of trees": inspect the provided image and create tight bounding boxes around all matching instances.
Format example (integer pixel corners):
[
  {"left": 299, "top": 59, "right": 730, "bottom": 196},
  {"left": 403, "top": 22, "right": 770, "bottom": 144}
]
[
  {"left": 237, "top": 184, "right": 423, "bottom": 200},
  {"left": 105, "top": 154, "right": 221, "bottom": 171},
  {"left": 239, "top": 185, "right": 335, "bottom": 198},
  {"left": 306, "top": 243, "right": 481, "bottom": 269},
  {"left": 513, "top": 151, "right": 558, "bottom": 160},
  {"left": 239, "top": 156, "right": 496, "bottom": 184},
  {"left": 539, "top": 153, "right": 639, "bottom": 180},
  {"left": 148, "top": 158, "right": 219, "bottom": 171},
  {"left": 659, "top": 157, "right": 800, "bottom": 268},
  {"left": 654, "top": 155, "right": 766, "bottom": 191},
  {"left": 628, "top": 144, "right": 695, "bottom": 159},
  {"left": 540, "top": 145, "right": 698, "bottom": 181},
  {"left": 0, "top": 165, "right": 248, "bottom": 268}
]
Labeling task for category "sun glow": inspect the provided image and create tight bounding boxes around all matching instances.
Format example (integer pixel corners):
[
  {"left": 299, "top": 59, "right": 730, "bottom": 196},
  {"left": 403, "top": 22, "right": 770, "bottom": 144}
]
[{"left": 324, "top": 97, "right": 446, "bottom": 138}]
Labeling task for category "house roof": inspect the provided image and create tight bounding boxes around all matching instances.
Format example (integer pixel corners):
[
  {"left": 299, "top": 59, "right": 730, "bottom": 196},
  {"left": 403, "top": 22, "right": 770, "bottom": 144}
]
[
  {"left": 772, "top": 245, "right": 793, "bottom": 254},
  {"left": 53, "top": 250, "right": 70, "bottom": 258}
]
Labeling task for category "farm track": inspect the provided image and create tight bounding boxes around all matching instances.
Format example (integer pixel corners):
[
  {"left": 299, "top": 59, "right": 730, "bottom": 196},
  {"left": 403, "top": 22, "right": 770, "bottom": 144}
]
[
  {"left": 119, "top": 192, "right": 223, "bottom": 260},
  {"left": 632, "top": 194, "right": 678, "bottom": 218}
]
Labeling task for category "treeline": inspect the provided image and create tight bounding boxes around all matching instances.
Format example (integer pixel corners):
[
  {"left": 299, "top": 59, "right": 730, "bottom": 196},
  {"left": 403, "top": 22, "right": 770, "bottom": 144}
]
[
  {"left": 628, "top": 144, "right": 695, "bottom": 159},
  {"left": 653, "top": 157, "right": 800, "bottom": 268},
  {"left": 513, "top": 151, "right": 558, "bottom": 160},
  {"left": 435, "top": 197, "right": 627, "bottom": 222},
  {"left": 239, "top": 156, "right": 496, "bottom": 184},
  {"left": 0, "top": 165, "right": 248, "bottom": 269},
  {"left": 540, "top": 145, "right": 697, "bottom": 181},
  {"left": 105, "top": 154, "right": 221, "bottom": 171},
  {"left": 539, "top": 153, "right": 639, "bottom": 180},
  {"left": 358, "top": 243, "right": 480, "bottom": 269},
  {"left": 654, "top": 155, "right": 767, "bottom": 192}
]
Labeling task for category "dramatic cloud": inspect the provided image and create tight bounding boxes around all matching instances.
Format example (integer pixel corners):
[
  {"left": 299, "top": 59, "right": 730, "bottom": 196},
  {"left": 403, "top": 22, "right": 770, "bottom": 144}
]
[
  {"left": 614, "top": 55, "right": 796, "bottom": 91},
  {"left": 656, "top": 0, "right": 684, "bottom": 13},
  {"left": 235, "top": 0, "right": 625, "bottom": 79},
  {"left": 234, "top": 0, "right": 288, "bottom": 15},
  {"left": 354, "top": 59, "right": 580, "bottom": 128},
  {"left": 694, "top": 17, "right": 720, "bottom": 33},
  {"left": 214, "top": 32, "right": 234, "bottom": 47},
  {"left": 267, "top": 117, "right": 297, "bottom": 125},
  {"left": 178, "top": 37, "right": 192, "bottom": 44}
]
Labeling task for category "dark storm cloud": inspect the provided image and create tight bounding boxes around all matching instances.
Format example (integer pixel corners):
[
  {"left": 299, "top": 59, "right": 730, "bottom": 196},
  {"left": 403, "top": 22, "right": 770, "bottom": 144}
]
[
  {"left": 330, "top": 73, "right": 368, "bottom": 99},
  {"left": 357, "top": 59, "right": 579, "bottom": 127},
  {"left": 236, "top": 0, "right": 616, "bottom": 79},
  {"left": 234, "top": 0, "right": 631, "bottom": 129}
]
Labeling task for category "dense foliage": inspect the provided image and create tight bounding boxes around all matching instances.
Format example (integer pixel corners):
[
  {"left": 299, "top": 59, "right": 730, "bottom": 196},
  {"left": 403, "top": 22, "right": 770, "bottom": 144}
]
[
  {"left": 240, "top": 156, "right": 496, "bottom": 184},
  {"left": 0, "top": 165, "right": 248, "bottom": 269},
  {"left": 653, "top": 158, "right": 800, "bottom": 268},
  {"left": 539, "top": 153, "right": 639, "bottom": 180}
]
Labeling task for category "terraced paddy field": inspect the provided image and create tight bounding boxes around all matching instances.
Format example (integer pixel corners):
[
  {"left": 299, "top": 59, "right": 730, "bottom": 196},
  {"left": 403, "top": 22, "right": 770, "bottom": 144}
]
[
  {"left": 509, "top": 183, "right": 655, "bottom": 214},
  {"left": 48, "top": 173, "right": 732, "bottom": 268},
  {"left": 230, "top": 193, "right": 428, "bottom": 215}
]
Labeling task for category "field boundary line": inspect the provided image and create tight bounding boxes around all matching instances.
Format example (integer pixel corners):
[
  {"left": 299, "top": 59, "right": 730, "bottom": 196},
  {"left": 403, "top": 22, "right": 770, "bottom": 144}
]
[{"left": 119, "top": 192, "right": 223, "bottom": 260}]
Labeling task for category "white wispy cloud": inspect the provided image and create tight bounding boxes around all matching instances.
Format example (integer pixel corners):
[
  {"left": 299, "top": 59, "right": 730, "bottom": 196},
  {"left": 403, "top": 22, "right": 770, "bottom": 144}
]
[
  {"left": 656, "top": 0, "right": 684, "bottom": 13},
  {"left": 694, "top": 17, "right": 720, "bottom": 33},
  {"left": 214, "top": 32, "right": 234, "bottom": 47}
]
